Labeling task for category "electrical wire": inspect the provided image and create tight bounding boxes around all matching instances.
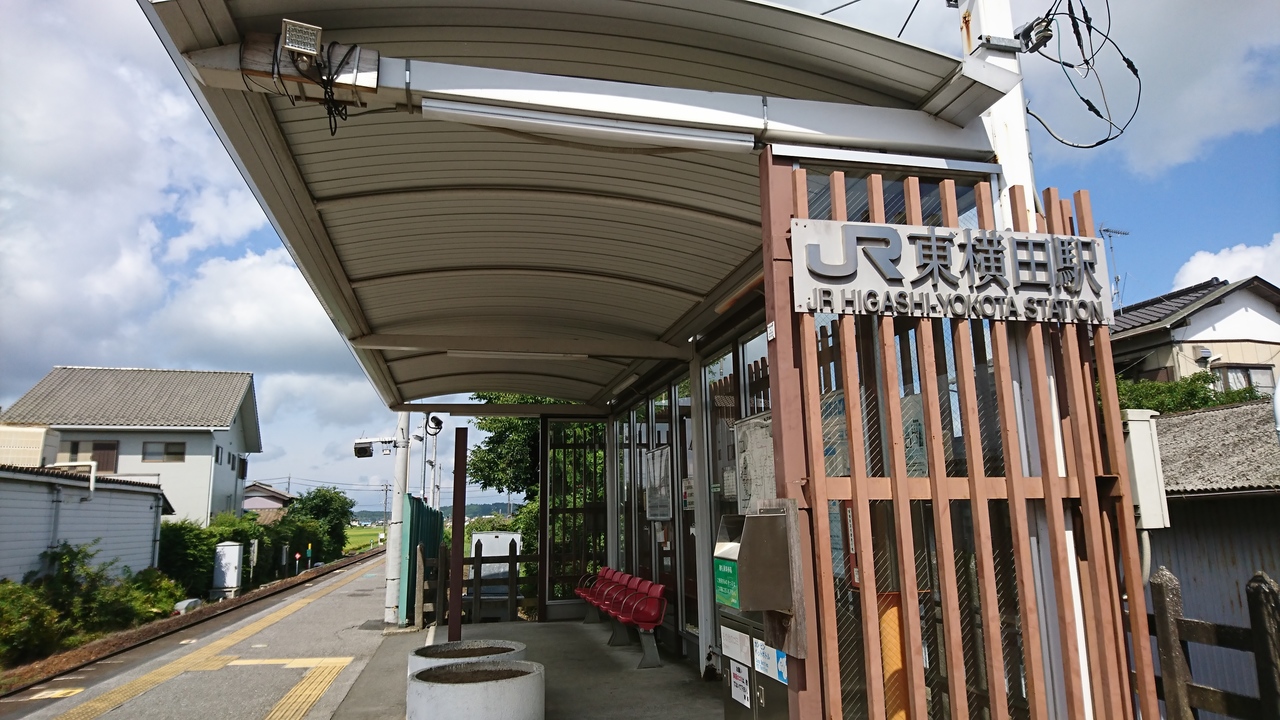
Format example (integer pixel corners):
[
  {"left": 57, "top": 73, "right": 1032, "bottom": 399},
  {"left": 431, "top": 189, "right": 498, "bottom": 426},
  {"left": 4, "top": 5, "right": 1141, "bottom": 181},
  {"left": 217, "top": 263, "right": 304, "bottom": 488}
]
[
  {"left": 820, "top": 0, "right": 867, "bottom": 15},
  {"left": 897, "top": 0, "right": 922, "bottom": 37},
  {"left": 1024, "top": 0, "right": 1140, "bottom": 149}
]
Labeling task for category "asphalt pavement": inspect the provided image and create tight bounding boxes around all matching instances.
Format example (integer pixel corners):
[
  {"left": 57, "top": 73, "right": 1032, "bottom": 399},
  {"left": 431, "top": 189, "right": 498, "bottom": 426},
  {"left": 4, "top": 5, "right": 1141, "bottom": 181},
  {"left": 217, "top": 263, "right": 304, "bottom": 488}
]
[{"left": 3, "top": 557, "right": 388, "bottom": 720}]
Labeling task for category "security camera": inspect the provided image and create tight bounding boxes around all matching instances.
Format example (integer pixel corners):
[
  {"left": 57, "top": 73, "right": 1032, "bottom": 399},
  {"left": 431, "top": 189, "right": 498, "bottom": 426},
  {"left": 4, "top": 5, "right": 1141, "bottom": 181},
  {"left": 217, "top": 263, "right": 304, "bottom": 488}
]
[
  {"left": 428, "top": 415, "right": 443, "bottom": 432},
  {"left": 353, "top": 441, "right": 373, "bottom": 458}
]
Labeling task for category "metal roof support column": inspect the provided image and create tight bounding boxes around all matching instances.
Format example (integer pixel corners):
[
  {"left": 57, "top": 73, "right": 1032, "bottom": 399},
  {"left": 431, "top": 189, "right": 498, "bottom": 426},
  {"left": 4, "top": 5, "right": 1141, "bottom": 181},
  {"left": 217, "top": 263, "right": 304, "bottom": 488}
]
[
  {"left": 386, "top": 411, "right": 410, "bottom": 625},
  {"left": 760, "top": 147, "right": 823, "bottom": 720}
]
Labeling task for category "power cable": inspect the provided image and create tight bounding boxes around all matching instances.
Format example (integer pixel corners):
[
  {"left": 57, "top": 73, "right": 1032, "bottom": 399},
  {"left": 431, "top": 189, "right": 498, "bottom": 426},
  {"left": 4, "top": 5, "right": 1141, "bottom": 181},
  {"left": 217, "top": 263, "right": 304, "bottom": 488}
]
[
  {"left": 1024, "top": 0, "right": 1141, "bottom": 149},
  {"left": 820, "top": 0, "right": 868, "bottom": 15},
  {"left": 897, "top": 0, "right": 923, "bottom": 37}
]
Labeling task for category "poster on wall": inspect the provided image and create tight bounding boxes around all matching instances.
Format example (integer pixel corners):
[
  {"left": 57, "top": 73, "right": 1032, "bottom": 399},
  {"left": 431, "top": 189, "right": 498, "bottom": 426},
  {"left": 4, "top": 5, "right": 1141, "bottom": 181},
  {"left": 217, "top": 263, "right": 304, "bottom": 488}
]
[
  {"left": 643, "top": 445, "right": 673, "bottom": 521},
  {"left": 729, "top": 660, "right": 751, "bottom": 707},
  {"left": 733, "top": 412, "right": 776, "bottom": 514}
]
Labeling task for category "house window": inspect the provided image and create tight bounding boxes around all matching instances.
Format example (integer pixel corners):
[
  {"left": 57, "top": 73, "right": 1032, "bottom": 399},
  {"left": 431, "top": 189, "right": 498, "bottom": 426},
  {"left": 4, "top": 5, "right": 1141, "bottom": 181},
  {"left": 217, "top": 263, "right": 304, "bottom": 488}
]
[
  {"left": 216, "top": 446, "right": 223, "bottom": 465},
  {"left": 143, "top": 442, "right": 186, "bottom": 462},
  {"left": 237, "top": 456, "right": 248, "bottom": 481},
  {"left": 229, "top": 455, "right": 237, "bottom": 472},
  {"left": 1213, "top": 365, "right": 1275, "bottom": 396}
]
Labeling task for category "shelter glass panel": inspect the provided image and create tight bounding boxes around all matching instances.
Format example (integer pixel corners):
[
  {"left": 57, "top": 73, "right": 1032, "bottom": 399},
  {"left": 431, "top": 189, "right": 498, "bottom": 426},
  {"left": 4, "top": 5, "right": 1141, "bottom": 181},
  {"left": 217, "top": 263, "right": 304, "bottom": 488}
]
[
  {"left": 651, "top": 390, "right": 678, "bottom": 624},
  {"left": 633, "top": 403, "right": 652, "bottom": 581},
  {"left": 676, "top": 377, "right": 699, "bottom": 635},
  {"left": 616, "top": 416, "right": 631, "bottom": 573}
]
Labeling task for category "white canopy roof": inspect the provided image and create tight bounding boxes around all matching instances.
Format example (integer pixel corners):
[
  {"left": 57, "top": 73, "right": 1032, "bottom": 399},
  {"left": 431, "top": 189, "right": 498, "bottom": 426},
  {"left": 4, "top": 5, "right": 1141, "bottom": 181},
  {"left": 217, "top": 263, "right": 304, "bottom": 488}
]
[{"left": 141, "top": 0, "right": 1005, "bottom": 407}]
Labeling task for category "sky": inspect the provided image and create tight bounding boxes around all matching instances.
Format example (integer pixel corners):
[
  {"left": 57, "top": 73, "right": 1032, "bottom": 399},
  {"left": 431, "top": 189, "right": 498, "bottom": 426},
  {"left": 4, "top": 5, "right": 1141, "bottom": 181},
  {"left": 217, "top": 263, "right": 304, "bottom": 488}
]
[{"left": 1, "top": 0, "right": 1277, "bottom": 510}]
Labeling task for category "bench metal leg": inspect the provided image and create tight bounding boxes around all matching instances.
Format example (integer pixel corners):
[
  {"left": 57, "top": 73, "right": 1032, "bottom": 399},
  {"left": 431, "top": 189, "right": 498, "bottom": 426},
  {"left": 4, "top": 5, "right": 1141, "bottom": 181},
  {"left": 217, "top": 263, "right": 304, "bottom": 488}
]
[
  {"left": 608, "top": 617, "right": 632, "bottom": 646},
  {"left": 637, "top": 630, "right": 662, "bottom": 669},
  {"left": 583, "top": 603, "right": 603, "bottom": 623}
]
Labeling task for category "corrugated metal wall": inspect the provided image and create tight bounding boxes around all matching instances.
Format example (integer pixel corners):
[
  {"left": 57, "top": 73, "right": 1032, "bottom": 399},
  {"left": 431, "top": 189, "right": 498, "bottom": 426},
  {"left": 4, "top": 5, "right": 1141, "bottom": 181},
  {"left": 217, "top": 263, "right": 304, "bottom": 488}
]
[
  {"left": 0, "top": 477, "right": 163, "bottom": 581},
  {"left": 1146, "top": 495, "right": 1280, "bottom": 706}
]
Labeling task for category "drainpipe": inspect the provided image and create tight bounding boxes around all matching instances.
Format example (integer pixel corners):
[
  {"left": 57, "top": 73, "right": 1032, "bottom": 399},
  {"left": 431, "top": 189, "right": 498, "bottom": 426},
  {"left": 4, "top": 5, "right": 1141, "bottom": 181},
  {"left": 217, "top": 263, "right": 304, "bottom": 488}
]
[
  {"left": 48, "top": 485, "right": 64, "bottom": 552},
  {"left": 49, "top": 460, "right": 97, "bottom": 496}
]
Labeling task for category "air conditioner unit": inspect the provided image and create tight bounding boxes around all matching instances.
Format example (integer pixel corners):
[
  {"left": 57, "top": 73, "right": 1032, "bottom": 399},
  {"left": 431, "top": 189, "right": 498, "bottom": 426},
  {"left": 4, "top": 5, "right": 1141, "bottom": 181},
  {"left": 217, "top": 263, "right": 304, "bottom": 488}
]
[{"left": 0, "top": 425, "right": 61, "bottom": 467}]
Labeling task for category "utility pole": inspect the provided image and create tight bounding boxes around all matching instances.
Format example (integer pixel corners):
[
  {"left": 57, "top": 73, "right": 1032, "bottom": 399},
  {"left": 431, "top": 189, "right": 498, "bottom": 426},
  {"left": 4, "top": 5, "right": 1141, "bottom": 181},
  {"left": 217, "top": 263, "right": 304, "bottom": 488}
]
[
  {"left": 430, "top": 432, "right": 441, "bottom": 509},
  {"left": 286, "top": 474, "right": 291, "bottom": 495},
  {"left": 382, "top": 483, "right": 390, "bottom": 528},
  {"left": 384, "top": 412, "right": 411, "bottom": 625}
]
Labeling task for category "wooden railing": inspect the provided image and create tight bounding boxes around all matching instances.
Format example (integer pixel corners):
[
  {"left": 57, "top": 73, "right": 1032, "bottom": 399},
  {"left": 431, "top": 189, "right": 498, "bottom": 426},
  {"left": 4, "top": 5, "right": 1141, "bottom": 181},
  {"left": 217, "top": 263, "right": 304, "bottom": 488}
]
[
  {"left": 412, "top": 539, "right": 540, "bottom": 628},
  {"left": 1148, "top": 566, "right": 1280, "bottom": 720}
]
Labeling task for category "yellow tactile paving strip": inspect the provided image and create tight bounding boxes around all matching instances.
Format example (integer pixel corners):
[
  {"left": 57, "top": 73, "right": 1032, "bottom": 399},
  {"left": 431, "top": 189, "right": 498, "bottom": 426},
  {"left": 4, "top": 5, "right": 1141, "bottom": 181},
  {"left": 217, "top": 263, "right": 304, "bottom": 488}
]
[
  {"left": 53, "top": 566, "right": 369, "bottom": 720},
  {"left": 263, "top": 661, "right": 351, "bottom": 720}
]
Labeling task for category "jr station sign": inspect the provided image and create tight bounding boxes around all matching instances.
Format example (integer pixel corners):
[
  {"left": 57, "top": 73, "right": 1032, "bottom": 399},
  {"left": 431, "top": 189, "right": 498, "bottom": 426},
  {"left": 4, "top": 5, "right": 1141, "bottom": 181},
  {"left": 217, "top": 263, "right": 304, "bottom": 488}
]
[{"left": 792, "top": 220, "right": 1113, "bottom": 325}]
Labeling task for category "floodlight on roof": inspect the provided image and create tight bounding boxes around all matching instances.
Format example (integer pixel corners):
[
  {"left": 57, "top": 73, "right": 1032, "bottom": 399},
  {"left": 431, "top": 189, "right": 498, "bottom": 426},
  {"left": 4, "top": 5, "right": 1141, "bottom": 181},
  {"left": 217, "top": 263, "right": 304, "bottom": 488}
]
[
  {"left": 281, "top": 19, "right": 323, "bottom": 57},
  {"left": 421, "top": 99, "right": 756, "bottom": 153}
]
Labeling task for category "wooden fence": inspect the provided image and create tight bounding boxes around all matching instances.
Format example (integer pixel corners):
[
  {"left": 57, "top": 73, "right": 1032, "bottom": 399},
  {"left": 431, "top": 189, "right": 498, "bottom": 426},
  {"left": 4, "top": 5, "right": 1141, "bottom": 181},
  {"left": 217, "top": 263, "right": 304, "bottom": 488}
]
[
  {"left": 412, "top": 538, "right": 540, "bottom": 629},
  {"left": 1148, "top": 567, "right": 1280, "bottom": 720}
]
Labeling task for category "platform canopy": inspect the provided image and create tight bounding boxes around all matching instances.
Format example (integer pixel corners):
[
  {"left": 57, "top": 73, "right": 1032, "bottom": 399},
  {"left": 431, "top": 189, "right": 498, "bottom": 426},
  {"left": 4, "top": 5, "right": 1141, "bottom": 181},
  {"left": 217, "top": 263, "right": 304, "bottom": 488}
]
[{"left": 142, "top": 0, "right": 1010, "bottom": 408}]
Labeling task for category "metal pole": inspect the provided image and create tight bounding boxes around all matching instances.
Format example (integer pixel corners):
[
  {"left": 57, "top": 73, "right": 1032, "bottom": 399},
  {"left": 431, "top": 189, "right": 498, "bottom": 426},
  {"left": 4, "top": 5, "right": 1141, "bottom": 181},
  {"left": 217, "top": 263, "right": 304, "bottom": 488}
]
[
  {"left": 431, "top": 433, "right": 440, "bottom": 509},
  {"left": 420, "top": 421, "right": 429, "bottom": 498},
  {"left": 448, "top": 426, "right": 469, "bottom": 642},
  {"left": 385, "top": 412, "right": 411, "bottom": 625}
]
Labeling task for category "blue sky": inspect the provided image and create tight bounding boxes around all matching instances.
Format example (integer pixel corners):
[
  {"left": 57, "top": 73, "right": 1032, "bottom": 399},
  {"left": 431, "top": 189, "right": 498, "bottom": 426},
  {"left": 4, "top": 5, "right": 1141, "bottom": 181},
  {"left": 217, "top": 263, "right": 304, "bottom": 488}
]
[{"left": 1, "top": 0, "right": 1276, "bottom": 510}]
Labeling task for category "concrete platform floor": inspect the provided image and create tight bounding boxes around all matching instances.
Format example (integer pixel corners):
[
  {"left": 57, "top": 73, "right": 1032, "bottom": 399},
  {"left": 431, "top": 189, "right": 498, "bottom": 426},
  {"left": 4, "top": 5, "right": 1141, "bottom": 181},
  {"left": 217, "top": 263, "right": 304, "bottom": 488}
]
[{"left": 333, "top": 620, "right": 722, "bottom": 720}]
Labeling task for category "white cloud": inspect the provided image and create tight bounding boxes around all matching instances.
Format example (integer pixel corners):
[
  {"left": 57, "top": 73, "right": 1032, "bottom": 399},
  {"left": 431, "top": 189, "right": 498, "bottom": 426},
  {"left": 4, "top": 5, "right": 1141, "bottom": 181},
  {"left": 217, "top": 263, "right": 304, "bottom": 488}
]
[
  {"left": 1173, "top": 233, "right": 1280, "bottom": 289},
  {"left": 164, "top": 188, "right": 267, "bottom": 263},
  {"left": 148, "top": 248, "right": 355, "bottom": 375}
]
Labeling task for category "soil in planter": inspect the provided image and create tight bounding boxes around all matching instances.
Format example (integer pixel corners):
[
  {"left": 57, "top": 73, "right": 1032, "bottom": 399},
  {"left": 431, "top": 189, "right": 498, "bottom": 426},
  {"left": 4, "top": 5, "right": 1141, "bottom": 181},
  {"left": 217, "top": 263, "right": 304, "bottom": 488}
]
[
  {"left": 417, "top": 668, "right": 530, "bottom": 684},
  {"left": 421, "top": 646, "right": 514, "bottom": 659}
]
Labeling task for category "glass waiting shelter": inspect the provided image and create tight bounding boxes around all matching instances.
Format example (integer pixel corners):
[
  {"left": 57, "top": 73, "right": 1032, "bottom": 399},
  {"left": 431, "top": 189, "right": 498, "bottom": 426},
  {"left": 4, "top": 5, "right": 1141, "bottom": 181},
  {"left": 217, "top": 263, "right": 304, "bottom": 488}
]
[{"left": 145, "top": 1, "right": 1159, "bottom": 718}]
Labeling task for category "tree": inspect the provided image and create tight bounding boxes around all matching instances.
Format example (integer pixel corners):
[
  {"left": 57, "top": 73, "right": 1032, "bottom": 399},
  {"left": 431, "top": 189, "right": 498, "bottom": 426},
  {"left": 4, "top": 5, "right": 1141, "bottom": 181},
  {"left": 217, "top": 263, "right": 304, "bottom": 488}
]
[
  {"left": 466, "top": 393, "right": 567, "bottom": 499},
  {"left": 287, "top": 487, "right": 356, "bottom": 561},
  {"left": 1115, "top": 370, "right": 1262, "bottom": 414}
]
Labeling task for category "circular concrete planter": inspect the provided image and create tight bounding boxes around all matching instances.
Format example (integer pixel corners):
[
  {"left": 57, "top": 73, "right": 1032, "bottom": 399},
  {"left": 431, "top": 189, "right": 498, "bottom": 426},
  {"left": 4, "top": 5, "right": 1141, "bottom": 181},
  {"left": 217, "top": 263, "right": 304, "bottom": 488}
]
[
  {"left": 407, "top": 660, "right": 544, "bottom": 720},
  {"left": 406, "top": 639, "right": 526, "bottom": 676}
]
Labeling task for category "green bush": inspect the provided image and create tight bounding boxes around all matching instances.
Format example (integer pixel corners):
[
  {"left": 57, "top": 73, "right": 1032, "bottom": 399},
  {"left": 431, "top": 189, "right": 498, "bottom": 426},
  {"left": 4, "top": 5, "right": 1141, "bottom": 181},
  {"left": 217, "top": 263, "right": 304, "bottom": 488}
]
[
  {"left": 0, "top": 581, "right": 64, "bottom": 667},
  {"left": 1, "top": 543, "right": 188, "bottom": 669},
  {"left": 1116, "top": 370, "right": 1263, "bottom": 414},
  {"left": 158, "top": 520, "right": 217, "bottom": 597}
]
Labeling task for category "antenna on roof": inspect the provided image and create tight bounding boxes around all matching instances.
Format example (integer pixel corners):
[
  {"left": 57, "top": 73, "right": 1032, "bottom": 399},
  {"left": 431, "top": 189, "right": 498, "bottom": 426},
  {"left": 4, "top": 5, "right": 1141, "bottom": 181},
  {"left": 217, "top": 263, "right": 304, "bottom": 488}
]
[{"left": 1100, "top": 224, "right": 1130, "bottom": 308}]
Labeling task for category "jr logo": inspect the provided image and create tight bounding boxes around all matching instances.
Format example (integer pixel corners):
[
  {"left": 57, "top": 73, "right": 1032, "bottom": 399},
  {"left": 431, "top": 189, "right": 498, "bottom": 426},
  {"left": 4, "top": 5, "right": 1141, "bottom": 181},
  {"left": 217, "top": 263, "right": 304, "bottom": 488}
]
[{"left": 805, "top": 225, "right": 904, "bottom": 282}]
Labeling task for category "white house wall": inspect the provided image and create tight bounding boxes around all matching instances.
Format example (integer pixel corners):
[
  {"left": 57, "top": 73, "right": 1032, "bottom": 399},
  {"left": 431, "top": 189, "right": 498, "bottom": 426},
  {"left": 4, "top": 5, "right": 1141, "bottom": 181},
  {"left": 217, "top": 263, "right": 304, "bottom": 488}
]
[
  {"left": 0, "top": 478, "right": 163, "bottom": 582},
  {"left": 1173, "top": 291, "right": 1280, "bottom": 344},
  {"left": 58, "top": 430, "right": 215, "bottom": 524}
]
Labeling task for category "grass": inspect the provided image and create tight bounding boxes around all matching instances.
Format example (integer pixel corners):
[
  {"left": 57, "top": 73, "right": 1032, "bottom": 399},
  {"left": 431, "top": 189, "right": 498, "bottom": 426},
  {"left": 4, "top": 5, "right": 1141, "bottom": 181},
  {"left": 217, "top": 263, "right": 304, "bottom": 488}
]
[{"left": 344, "top": 525, "right": 385, "bottom": 554}]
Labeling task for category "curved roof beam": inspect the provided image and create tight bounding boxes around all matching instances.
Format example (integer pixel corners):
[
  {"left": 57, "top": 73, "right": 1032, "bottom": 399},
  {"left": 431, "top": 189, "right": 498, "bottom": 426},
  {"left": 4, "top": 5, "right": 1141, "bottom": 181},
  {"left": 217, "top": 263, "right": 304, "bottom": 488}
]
[
  {"left": 349, "top": 267, "right": 705, "bottom": 303},
  {"left": 356, "top": 334, "right": 689, "bottom": 361},
  {"left": 314, "top": 186, "right": 761, "bottom": 233}
]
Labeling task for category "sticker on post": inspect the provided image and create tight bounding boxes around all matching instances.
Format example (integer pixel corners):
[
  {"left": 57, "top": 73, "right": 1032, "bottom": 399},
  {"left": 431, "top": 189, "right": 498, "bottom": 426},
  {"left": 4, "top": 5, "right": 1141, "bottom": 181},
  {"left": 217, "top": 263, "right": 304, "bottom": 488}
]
[
  {"left": 730, "top": 660, "right": 751, "bottom": 707},
  {"left": 752, "top": 638, "right": 788, "bottom": 685},
  {"left": 720, "top": 625, "right": 751, "bottom": 664}
]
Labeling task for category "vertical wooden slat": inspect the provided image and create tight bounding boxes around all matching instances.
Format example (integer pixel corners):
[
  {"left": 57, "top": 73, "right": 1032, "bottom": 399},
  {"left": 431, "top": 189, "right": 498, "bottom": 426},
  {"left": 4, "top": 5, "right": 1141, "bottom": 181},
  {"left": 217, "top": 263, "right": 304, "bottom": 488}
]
[
  {"left": 991, "top": 334, "right": 1051, "bottom": 720},
  {"left": 912, "top": 178, "right": 968, "bottom": 720},
  {"left": 991, "top": 186, "right": 1049, "bottom": 720},
  {"left": 1052, "top": 186, "right": 1124, "bottom": 720},
  {"left": 830, "top": 171, "right": 847, "bottom": 222},
  {"left": 916, "top": 321, "right": 969, "bottom": 720},
  {"left": 1092, "top": 323, "right": 1159, "bottom": 720},
  {"left": 878, "top": 310, "right": 929, "bottom": 720},
  {"left": 796, "top": 167, "right": 843, "bottom": 720},
  {"left": 838, "top": 316, "right": 888, "bottom": 720},
  {"left": 760, "top": 148, "right": 823, "bottom": 720},
  {"left": 1025, "top": 324, "right": 1088, "bottom": 720},
  {"left": 953, "top": 319, "right": 1011, "bottom": 720},
  {"left": 801, "top": 313, "right": 844, "bottom": 720}
]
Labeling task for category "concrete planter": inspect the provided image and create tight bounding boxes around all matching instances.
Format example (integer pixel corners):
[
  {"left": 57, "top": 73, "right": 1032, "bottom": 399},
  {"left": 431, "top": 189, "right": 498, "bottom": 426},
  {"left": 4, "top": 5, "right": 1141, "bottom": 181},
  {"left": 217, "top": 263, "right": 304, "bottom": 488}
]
[
  {"left": 407, "top": 660, "right": 544, "bottom": 720},
  {"left": 406, "top": 639, "right": 526, "bottom": 676}
]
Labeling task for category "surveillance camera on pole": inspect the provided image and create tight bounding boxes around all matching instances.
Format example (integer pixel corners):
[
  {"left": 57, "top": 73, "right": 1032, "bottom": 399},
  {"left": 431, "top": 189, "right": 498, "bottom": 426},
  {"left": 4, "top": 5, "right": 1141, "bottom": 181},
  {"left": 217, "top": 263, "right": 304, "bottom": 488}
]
[{"left": 353, "top": 436, "right": 397, "bottom": 458}]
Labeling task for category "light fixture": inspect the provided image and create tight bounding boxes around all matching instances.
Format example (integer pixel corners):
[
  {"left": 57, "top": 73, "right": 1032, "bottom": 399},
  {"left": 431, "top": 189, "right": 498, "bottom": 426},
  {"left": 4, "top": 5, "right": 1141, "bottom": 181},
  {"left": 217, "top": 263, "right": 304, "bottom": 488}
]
[
  {"left": 446, "top": 349, "right": 589, "bottom": 360},
  {"left": 420, "top": 99, "right": 757, "bottom": 153},
  {"left": 281, "top": 19, "right": 323, "bottom": 57},
  {"left": 610, "top": 373, "right": 640, "bottom": 396}
]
